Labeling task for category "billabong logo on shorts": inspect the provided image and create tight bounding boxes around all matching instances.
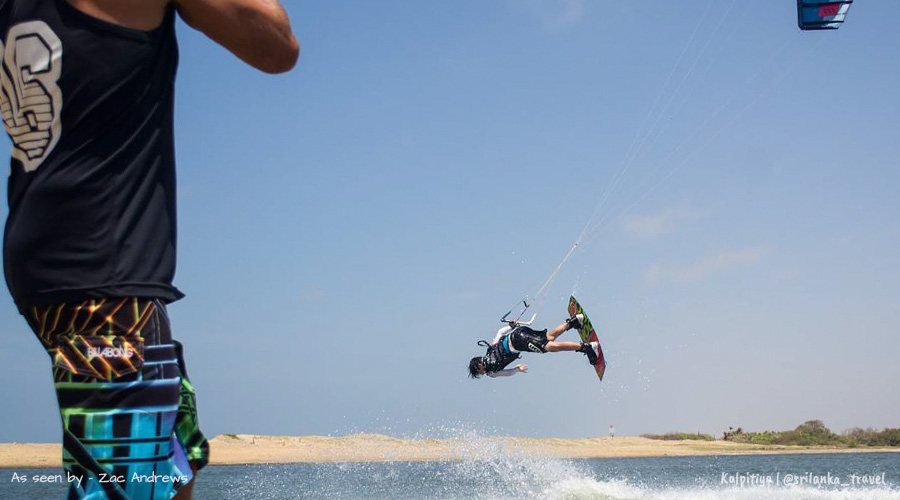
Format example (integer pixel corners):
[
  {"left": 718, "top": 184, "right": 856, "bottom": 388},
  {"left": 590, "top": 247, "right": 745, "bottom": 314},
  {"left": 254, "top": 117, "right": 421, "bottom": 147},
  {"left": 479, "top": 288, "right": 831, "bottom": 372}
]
[{"left": 86, "top": 346, "right": 136, "bottom": 361}]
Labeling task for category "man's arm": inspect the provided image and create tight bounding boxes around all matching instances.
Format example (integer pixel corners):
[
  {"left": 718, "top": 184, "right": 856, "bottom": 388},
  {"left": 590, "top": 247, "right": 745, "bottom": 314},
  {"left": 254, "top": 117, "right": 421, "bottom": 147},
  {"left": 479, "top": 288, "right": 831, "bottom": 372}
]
[
  {"left": 487, "top": 365, "right": 528, "bottom": 378},
  {"left": 492, "top": 325, "right": 513, "bottom": 345},
  {"left": 174, "top": 0, "right": 299, "bottom": 74}
]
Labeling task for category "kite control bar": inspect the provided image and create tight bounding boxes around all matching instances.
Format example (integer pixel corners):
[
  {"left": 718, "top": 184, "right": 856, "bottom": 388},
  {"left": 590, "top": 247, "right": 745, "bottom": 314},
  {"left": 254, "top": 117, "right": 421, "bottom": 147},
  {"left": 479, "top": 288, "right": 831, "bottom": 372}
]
[
  {"left": 501, "top": 299, "right": 535, "bottom": 325},
  {"left": 500, "top": 311, "right": 536, "bottom": 326},
  {"left": 514, "top": 313, "right": 537, "bottom": 326}
]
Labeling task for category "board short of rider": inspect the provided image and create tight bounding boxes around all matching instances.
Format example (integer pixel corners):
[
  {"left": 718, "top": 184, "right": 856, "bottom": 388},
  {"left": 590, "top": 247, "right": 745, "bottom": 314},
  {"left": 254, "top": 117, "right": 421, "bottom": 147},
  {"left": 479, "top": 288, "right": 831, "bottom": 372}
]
[{"left": 498, "top": 325, "right": 550, "bottom": 354}]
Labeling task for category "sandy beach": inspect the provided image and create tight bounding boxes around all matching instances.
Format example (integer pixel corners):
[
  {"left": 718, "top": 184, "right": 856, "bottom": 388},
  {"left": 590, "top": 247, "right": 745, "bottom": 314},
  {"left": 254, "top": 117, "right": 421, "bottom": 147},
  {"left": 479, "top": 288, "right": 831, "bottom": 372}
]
[{"left": 1, "top": 435, "right": 897, "bottom": 468}]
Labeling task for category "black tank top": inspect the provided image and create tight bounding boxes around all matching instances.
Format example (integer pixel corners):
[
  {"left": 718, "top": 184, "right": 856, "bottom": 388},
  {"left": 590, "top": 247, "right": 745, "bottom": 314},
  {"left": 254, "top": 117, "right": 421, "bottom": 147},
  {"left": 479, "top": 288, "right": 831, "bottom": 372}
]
[{"left": 1, "top": 0, "right": 182, "bottom": 309}]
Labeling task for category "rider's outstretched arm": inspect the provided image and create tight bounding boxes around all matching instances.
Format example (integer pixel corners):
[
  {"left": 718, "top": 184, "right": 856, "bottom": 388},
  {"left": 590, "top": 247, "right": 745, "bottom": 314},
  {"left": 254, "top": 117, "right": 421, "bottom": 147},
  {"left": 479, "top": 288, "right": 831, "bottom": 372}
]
[{"left": 487, "top": 365, "right": 527, "bottom": 377}]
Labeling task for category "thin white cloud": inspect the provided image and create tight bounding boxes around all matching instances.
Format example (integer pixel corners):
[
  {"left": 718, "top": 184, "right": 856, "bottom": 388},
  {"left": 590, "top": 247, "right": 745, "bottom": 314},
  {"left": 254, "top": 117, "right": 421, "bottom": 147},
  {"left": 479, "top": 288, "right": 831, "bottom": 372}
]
[
  {"left": 556, "top": 0, "right": 589, "bottom": 25},
  {"left": 298, "top": 287, "right": 326, "bottom": 305},
  {"left": 621, "top": 206, "right": 699, "bottom": 239},
  {"left": 644, "top": 248, "right": 765, "bottom": 285},
  {"left": 643, "top": 263, "right": 664, "bottom": 285}
]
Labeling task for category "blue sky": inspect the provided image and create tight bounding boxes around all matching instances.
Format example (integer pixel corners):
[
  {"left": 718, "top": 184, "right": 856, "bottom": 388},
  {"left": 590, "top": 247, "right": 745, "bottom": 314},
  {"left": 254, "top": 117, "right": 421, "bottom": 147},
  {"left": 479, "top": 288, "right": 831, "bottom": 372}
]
[{"left": 1, "top": 0, "right": 899, "bottom": 442}]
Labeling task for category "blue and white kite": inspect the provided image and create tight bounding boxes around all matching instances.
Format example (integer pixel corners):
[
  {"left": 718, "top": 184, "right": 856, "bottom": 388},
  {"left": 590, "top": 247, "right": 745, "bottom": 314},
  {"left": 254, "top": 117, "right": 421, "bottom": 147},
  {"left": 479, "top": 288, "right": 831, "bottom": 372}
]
[{"left": 797, "top": 1, "right": 853, "bottom": 30}]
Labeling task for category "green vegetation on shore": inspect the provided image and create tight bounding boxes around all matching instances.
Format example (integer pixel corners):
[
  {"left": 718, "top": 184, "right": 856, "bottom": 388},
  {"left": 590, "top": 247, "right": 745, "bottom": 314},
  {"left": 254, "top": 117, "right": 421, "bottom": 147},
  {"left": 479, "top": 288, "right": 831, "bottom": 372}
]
[
  {"left": 841, "top": 427, "right": 900, "bottom": 447},
  {"left": 643, "top": 420, "right": 900, "bottom": 448},
  {"left": 725, "top": 420, "right": 900, "bottom": 447},
  {"left": 640, "top": 433, "right": 715, "bottom": 441}
]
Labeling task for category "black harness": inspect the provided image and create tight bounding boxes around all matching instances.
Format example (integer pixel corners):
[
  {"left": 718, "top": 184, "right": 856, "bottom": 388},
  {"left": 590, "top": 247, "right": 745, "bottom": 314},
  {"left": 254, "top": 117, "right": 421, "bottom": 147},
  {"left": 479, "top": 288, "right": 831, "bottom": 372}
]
[{"left": 478, "top": 338, "right": 519, "bottom": 373}]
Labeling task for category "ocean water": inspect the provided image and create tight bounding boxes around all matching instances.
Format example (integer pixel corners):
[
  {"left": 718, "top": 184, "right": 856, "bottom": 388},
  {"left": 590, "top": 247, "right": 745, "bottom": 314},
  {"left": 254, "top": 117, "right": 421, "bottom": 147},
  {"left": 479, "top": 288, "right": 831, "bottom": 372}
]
[{"left": 3, "top": 450, "right": 898, "bottom": 499}]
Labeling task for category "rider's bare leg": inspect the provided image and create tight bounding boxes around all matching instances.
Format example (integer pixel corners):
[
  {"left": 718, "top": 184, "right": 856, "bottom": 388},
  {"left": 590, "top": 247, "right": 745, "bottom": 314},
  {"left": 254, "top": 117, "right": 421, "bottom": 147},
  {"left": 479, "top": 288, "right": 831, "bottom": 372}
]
[
  {"left": 546, "top": 321, "right": 573, "bottom": 342},
  {"left": 545, "top": 341, "right": 581, "bottom": 352}
]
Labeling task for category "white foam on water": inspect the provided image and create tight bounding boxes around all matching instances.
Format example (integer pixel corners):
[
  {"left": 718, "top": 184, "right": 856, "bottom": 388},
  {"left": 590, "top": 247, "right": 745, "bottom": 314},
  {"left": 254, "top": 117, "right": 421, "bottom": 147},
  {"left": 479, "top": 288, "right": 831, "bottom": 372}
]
[
  {"left": 439, "top": 431, "right": 599, "bottom": 500},
  {"left": 539, "top": 477, "right": 900, "bottom": 500},
  {"left": 237, "top": 425, "right": 897, "bottom": 500},
  {"left": 435, "top": 431, "right": 899, "bottom": 500},
  {"left": 542, "top": 477, "right": 638, "bottom": 500}
]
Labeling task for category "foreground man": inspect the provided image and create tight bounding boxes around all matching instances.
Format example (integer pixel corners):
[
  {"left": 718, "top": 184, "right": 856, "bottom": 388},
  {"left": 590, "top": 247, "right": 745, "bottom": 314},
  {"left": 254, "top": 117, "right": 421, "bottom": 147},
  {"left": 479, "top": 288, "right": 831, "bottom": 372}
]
[{"left": 1, "top": 0, "right": 297, "bottom": 498}]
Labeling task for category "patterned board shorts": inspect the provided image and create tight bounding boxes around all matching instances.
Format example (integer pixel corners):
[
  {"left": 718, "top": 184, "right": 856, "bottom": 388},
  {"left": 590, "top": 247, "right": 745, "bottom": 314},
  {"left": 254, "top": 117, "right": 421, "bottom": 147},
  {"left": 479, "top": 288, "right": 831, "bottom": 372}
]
[{"left": 24, "top": 298, "right": 209, "bottom": 500}]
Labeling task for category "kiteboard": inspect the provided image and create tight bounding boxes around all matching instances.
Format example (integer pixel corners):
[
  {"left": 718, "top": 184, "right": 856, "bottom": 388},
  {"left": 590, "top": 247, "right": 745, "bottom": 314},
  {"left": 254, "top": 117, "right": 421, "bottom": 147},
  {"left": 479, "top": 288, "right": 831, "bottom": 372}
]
[{"left": 568, "top": 295, "right": 606, "bottom": 381}]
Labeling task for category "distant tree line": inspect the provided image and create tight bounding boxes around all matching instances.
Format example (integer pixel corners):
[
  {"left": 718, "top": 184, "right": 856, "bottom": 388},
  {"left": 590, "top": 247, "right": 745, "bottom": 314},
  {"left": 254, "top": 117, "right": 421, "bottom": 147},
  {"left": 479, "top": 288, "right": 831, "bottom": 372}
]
[
  {"left": 641, "top": 420, "right": 900, "bottom": 447},
  {"left": 639, "top": 432, "right": 715, "bottom": 441},
  {"left": 723, "top": 420, "right": 900, "bottom": 447}
]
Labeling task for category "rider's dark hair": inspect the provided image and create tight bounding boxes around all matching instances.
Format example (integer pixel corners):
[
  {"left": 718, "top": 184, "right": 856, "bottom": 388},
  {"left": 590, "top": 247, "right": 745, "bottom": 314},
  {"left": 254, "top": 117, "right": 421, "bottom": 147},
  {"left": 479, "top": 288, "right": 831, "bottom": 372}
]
[{"left": 467, "top": 357, "right": 484, "bottom": 379}]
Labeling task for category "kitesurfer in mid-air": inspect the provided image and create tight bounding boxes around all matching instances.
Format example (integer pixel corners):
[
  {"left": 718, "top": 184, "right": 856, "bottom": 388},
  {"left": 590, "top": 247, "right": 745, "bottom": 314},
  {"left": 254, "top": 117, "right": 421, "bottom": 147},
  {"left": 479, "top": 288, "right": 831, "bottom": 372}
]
[{"left": 467, "top": 315, "right": 599, "bottom": 378}]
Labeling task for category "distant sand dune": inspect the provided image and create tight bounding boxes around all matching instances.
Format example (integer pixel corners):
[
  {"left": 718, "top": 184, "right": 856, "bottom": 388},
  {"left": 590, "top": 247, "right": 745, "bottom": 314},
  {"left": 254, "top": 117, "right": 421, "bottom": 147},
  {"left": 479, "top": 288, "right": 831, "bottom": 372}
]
[{"left": 1, "top": 435, "right": 897, "bottom": 468}]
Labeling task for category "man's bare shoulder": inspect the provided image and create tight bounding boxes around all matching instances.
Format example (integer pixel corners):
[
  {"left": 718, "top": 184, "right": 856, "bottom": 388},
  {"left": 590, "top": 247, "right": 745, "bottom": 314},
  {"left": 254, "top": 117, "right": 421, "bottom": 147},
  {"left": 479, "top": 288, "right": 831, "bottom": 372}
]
[
  {"left": 65, "top": 0, "right": 298, "bottom": 73},
  {"left": 66, "top": 0, "right": 171, "bottom": 32}
]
